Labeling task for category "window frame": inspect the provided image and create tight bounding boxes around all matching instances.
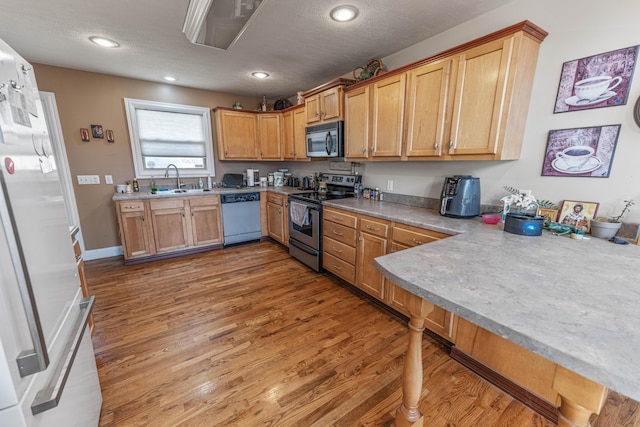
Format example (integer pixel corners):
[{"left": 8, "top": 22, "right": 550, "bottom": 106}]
[{"left": 124, "top": 98, "right": 215, "bottom": 178}]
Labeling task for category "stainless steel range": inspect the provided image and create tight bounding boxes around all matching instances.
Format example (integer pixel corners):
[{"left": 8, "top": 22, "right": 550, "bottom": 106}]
[{"left": 288, "top": 173, "right": 361, "bottom": 271}]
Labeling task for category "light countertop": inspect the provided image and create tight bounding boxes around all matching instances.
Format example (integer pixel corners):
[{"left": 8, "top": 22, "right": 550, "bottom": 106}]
[
  {"left": 323, "top": 198, "right": 640, "bottom": 402},
  {"left": 112, "top": 186, "right": 307, "bottom": 201}
]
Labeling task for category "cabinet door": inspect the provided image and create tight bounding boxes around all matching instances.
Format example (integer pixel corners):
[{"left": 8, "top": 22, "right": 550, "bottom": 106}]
[
  {"left": 215, "top": 109, "right": 258, "bottom": 159},
  {"left": 119, "top": 211, "right": 154, "bottom": 259},
  {"left": 404, "top": 59, "right": 453, "bottom": 157},
  {"left": 449, "top": 37, "right": 513, "bottom": 156},
  {"left": 258, "top": 113, "right": 282, "bottom": 159},
  {"left": 305, "top": 94, "right": 321, "bottom": 124},
  {"left": 267, "top": 201, "right": 285, "bottom": 244},
  {"left": 372, "top": 73, "right": 405, "bottom": 157},
  {"left": 344, "top": 86, "right": 371, "bottom": 159},
  {"left": 283, "top": 111, "right": 295, "bottom": 159},
  {"left": 320, "top": 86, "right": 342, "bottom": 121},
  {"left": 190, "top": 204, "right": 222, "bottom": 246},
  {"left": 356, "top": 231, "right": 387, "bottom": 301},
  {"left": 150, "top": 200, "right": 190, "bottom": 253},
  {"left": 292, "top": 107, "right": 307, "bottom": 159}
]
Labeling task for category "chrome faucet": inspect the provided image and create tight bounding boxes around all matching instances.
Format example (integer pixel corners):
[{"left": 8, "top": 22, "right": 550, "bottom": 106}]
[{"left": 164, "top": 164, "right": 184, "bottom": 191}]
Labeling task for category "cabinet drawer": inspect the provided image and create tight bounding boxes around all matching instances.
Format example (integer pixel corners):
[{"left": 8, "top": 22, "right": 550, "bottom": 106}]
[
  {"left": 119, "top": 200, "right": 145, "bottom": 212},
  {"left": 359, "top": 216, "right": 389, "bottom": 238},
  {"left": 324, "top": 207, "right": 357, "bottom": 228},
  {"left": 323, "top": 236, "right": 356, "bottom": 265},
  {"left": 323, "top": 252, "right": 356, "bottom": 284},
  {"left": 267, "top": 194, "right": 284, "bottom": 205},
  {"left": 323, "top": 220, "right": 357, "bottom": 246},
  {"left": 392, "top": 224, "right": 450, "bottom": 247},
  {"left": 150, "top": 198, "right": 186, "bottom": 210},
  {"left": 189, "top": 195, "right": 220, "bottom": 207}
]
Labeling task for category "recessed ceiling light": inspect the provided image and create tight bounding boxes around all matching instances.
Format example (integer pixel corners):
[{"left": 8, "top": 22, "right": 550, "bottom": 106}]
[
  {"left": 252, "top": 72, "right": 269, "bottom": 79},
  {"left": 88, "top": 36, "right": 120, "bottom": 48},
  {"left": 330, "top": 5, "right": 359, "bottom": 22},
  {"left": 163, "top": 76, "right": 177, "bottom": 82}
]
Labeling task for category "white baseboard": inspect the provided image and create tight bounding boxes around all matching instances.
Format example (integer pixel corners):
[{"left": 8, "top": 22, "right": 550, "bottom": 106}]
[{"left": 84, "top": 246, "right": 123, "bottom": 261}]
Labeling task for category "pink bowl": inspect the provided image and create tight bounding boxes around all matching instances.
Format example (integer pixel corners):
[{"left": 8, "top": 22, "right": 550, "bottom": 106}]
[{"left": 482, "top": 214, "right": 502, "bottom": 224}]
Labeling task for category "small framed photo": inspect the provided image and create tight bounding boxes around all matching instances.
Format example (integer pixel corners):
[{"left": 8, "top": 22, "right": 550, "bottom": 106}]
[
  {"left": 80, "top": 128, "right": 90, "bottom": 142},
  {"left": 106, "top": 129, "right": 114, "bottom": 143},
  {"left": 558, "top": 200, "right": 599, "bottom": 233},
  {"left": 537, "top": 208, "right": 559, "bottom": 223},
  {"left": 553, "top": 45, "right": 639, "bottom": 113},
  {"left": 91, "top": 124, "right": 104, "bottom": 139},
  {"left": 541, "top": 125, "right": 620, "bottom": 177}
]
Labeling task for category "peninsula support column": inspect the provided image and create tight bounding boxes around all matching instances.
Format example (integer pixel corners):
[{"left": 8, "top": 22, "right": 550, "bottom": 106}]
[
  {"left": 553, "top": 365, "right": 608, "bottom": 427},
  {"left": 395, "top": 293, "right": 435, "bottom": 427}
]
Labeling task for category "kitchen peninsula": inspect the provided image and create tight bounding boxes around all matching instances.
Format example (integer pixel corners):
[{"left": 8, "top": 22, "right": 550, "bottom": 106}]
[{"left": 328, "top": 198, "right": 640, "bottom": 427}]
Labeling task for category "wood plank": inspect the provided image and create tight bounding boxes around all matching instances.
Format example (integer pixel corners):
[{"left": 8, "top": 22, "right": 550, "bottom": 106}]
[{"left": 85, "top": 241, "right": 638, "bottom": 426}]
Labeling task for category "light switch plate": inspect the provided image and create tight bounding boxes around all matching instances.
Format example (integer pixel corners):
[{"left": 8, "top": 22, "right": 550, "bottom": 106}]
[{"left": 105, "top": 175, "right": 113, "bottom": 184}]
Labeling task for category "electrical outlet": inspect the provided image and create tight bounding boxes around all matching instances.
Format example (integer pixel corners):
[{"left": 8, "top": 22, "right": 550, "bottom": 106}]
[
  {"left": 77, "top": 175, "right": 100, "bottom": 185},
  {"left": 386, "top": 180, "right": 393, "bottom": 191},
  {"left": 105, "top": 175, "right": 113, "bottom": 184}
]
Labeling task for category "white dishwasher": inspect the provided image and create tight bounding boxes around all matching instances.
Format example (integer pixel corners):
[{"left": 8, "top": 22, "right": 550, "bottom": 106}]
[{"left": 220, "top": 192, "right": 261, "bottom": 246}]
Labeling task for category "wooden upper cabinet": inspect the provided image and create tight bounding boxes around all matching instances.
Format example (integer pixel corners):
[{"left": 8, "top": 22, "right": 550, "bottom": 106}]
[
  {"left": 447, "top": 30, "right": 542, "bottom": 160},
  {"left": 344, "top": 85, "right": 371, "bottom": 159},
  {"left": 404, "top": 58, "right": 454, "bottom": 158},
  {"left": 302, "top": 80, "right": 350, "bottom": 125},
  {"left": 371, "top": 73, "right": 406, "bottom": 158},
  {"left": 214, "top": 109, "right": 258, "bottom": 160},
  {"left": 258, "top": 113, "right": 282, "bottom": 160},
  {"left": 283, "top": 106, "right": 307, "bottom": 160}
]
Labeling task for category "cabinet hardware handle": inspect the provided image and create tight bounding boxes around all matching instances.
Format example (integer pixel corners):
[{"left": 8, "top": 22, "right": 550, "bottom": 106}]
[
  {"left": 225, "top": 151, "right": 228, "bottom": 156},
  {"left": 320, "top": 111, "right": 325, "bottom": 117},
  {"left": 332, "top": 264, "right": 342, "bottom": 270},
  {"left": 332, "top": 230, "right": 343, "bottom": 236},
  {"left": 332, "top": 215, "right": 343, "bottom": 221},
  {"left": 434, "top": 142, "right": 438, "bottom": 149},
  {"left": 332, "top": 247, "right": 343, "bottom": 253},
  {"left": 361, "top": 147, "right": 366, "bottom": 153},
  {"left": 449, "top": 140, "right": 454, "bottom": 148},
  {"left": 358, "top": 236, "right": 363, "bottom": 242},
  {"left": 192, "top": 212, "right": 194, "bottom": 217},
  {"left": 370, "top": 146, "right": 375, "bottom": 152},
  {"left": 411, "top": 238, "right": 423, "bottom": 245},
  {"left": 141, "top": 215, "right": 144, "bottom": 221},
  {"left": 366, "top": 225, "right": 380, "bottom": 231},
  {"left": 315, "top": 112, "right": 319, "bottom": 117},
  {"left": 278, "top": 208, "right": 281, "bottom": 213}
]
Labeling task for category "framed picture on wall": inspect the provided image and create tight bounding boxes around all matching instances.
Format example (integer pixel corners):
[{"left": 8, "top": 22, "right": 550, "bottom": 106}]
[
  {"left": 106, "top": 129, "right": 114, "bottom": 143},
  {"left": 553, "top": 45, "right": 639, "bottom": 113},
  {"left": 558, "top": 200, "right": 599, "bottom": 233},
  {"left": 80, "top": 128, "right": 90, "bottom": 142},
  {"left": 91, "top": 124, "right": 104, "bottom": 139},
  {"left": 541, "top": 125, "right": 621, "bottom": 177}
]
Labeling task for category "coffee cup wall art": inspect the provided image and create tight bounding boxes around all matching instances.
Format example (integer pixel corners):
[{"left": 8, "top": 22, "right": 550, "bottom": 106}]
[
  {"left": 541, "top": 125, "right": 621, "bottom": 177},
  {"left": 553, "top": 45, "right": 638, "bottom": 113}
]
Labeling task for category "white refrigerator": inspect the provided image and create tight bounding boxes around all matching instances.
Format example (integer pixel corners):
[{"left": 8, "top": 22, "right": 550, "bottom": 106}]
[{"left": 0, "top": 39, "right": 102, "bottom": 425}]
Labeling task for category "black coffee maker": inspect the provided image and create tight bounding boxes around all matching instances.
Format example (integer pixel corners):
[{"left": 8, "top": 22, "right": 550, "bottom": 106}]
[{"left": 439, "top": 176, "right": 481, "bottom": 218}]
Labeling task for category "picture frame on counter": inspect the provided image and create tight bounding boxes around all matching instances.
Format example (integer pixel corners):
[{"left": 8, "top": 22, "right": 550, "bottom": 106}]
[
  {"left": 558, "top": 200, "right": 599, "bottom": 233},
  {"left": 537, "top": 207, "right": 559, "bottom": 223},
  {"left": 80, "top": 128, "right": 90, "bottom": 142},
  {"left": 106, "top": 129, "right": 114, "bottom": 143},
  {"left": 91, "top": 124, "right": 104, "bottom": 139},
  {"left": 541, "top": 125, "right": 620, "bottom": 178},
  {"left": 553, "top": 45, "right": 638, "bottom": 113}
]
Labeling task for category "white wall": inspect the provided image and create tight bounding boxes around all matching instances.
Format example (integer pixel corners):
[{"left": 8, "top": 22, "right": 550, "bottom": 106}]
[{"left": 340, "top": 0, "right": 640, "bottom": 221}]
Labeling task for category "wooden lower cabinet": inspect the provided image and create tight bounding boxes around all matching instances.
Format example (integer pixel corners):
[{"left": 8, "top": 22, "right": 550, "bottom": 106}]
[
  {"left": 266, "top": 193, "right": 288, "bottom": 246},
  {"left": 356, "top": 215, "right": 390, "bottom": 300},
  {"left": 323, "top": 207, "right": 358, "bottom": 283},
  {"left": 73, "top": 238, "right": 94, "bottom": 335},
  {"left": 117, "top": 195, "right": 223, "bottom": 262}
]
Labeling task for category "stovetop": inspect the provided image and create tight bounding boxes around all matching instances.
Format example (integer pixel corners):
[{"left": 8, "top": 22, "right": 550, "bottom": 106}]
[{"left": 289, "top": 191, "right": 354, "bottom": 204}]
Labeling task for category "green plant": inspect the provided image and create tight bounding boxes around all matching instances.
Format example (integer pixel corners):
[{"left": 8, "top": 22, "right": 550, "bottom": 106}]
[
  {"left": 608, "top": 200, "right": 634, "bottom": 223},
  {"left": 502, "top": 186, "right": 558, "bottom": 209}
]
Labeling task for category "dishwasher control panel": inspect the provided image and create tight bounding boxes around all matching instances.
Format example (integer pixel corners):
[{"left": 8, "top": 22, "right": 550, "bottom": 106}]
[{"left": 220, "top": 192, "right": 260, "bottom": 203}]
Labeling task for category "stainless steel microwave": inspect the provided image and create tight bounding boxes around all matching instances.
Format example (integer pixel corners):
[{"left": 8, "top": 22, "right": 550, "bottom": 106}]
[{"left": 305, "top": 121, "right": 344, "bottom": 158}]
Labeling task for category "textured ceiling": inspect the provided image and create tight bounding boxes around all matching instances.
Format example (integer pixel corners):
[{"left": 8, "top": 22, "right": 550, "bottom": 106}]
[{"left": 0, "top": 0, "right": 515, "bottom": 99}]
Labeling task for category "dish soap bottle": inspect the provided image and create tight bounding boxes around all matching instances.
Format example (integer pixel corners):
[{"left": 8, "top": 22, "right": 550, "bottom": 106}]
[
  {"left": 151, "top": 176, "right": 157, "bottom": 194},
  {"left": 198, "top": 178, "right": 204, "bottom": 189}
]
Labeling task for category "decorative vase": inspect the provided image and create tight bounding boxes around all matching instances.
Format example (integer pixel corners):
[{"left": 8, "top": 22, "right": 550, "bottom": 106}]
[{"left": 589, "top": 219, "right": 621, "bottom": 239}]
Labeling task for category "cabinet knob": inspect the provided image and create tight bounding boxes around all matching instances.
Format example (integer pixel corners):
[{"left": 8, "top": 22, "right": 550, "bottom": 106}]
[
  {"left": 141, "top": 215, "right": 144, "bottom": 222},
  {"left": 449, "top": 140, "right": 454, "bottom": 149},
  {"left": 315, "top": 112, "right": 319, "bottom": 117},
  {"left": 370, "top": 146, "right": 374, "bottom": 152},
  {"left": 358, "top": 236, "right": 363, "bottom": 242},
  {"left": 434, "top": 142, "right": 439, "bottom": 149},
  {"left": 361, "top": 147, "right": 366, "bottom": 153},
  {"left": 278, "top": 208, "right": 281, "bottom": 213}
]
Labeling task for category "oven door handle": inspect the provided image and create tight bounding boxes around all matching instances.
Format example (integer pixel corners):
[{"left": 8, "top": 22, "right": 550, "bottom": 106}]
[
  {"left": 289, "top": 238, "right": 318, "bottom": 255},
  {"left": 288, "top": 199, "right": 321, "bottom": 211}
]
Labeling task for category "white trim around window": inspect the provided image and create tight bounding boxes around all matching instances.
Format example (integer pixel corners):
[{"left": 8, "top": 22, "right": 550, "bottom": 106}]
[{"left": 124, "top": 98, "right": 215, "bottom": 178}]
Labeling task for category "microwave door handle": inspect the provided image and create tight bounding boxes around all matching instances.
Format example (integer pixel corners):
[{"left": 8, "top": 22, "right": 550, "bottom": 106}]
[{"left": 326, "top": 132, "right": 332, "bottom": 155}]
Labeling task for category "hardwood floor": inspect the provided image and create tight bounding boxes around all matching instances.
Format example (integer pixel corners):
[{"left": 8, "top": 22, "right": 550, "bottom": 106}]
[{"left": 86, "top": 241, "right": 639, "bottom": 426}]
